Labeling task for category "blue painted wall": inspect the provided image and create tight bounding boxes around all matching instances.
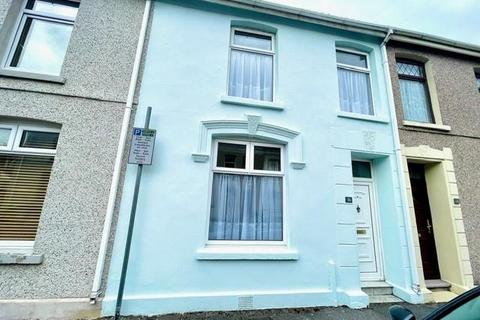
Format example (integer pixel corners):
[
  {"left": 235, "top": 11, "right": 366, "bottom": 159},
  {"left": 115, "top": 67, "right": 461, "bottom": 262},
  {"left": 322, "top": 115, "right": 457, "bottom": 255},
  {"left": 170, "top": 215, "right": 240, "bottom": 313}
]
[{"left": 103, "top": 0, "right": 419, "bottom": 315}]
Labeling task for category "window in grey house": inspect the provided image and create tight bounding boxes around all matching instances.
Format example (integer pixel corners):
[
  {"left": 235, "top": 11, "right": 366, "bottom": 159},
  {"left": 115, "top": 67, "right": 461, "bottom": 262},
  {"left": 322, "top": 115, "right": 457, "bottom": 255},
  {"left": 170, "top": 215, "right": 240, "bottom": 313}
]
[
  {"left": 0, "top": 128, "right": 12, "bottom": 147},
  {"left": 396, "top": 59, "right": 434, "bottom": 123},
  {"left": 475, "top": 72, "right": 480, "bottom": 92},
  {"left": 5, "top": 0, "right": 79, "bottom": 76},
  {"left": 228, "top": 29, "right": 274, "bottom": 102},
  {"left": 336, "top": 49, "right": 374, "bottom": 115},
  {"left": 0, "top": 122, "right": 59, "bottom": 246}
]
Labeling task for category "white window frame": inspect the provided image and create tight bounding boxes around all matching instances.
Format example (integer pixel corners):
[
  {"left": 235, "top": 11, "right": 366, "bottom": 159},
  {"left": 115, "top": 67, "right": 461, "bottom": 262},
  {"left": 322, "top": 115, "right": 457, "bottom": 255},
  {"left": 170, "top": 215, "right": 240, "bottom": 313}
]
[
  {"left": 227, "top": 27, "right": 276, "bottom": 102},
  {"left": 206, "top": 139, "right": 286, "bottom": 245},
  {"left": 12, "top": 125, "right": 60, "bottom": 154},
  {"left": 0, "top": 123, "right": 17, "bottom": 151},
  {"left": 0, "top": 121, "right": 59, "bottom": 254},
  {"left": 2, "top": 0, "right": 78, "bottom": 76},
  {"left": 336, "top": 47, "right": 375, "bottom": 115}
]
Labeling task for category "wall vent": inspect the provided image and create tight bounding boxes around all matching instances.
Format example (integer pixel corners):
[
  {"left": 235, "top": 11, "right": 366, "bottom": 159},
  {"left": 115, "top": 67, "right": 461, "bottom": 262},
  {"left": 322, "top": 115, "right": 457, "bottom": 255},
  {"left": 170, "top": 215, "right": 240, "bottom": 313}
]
[{"left": 238, "top": 296, "right": 254, "bottom": 310}]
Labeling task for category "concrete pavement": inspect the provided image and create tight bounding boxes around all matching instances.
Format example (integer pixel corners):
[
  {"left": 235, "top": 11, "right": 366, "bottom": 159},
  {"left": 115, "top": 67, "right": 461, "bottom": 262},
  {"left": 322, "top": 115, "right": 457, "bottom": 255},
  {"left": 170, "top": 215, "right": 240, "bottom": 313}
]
[{"left": 101, "top": 303, "right": 441, "bottom": 320}]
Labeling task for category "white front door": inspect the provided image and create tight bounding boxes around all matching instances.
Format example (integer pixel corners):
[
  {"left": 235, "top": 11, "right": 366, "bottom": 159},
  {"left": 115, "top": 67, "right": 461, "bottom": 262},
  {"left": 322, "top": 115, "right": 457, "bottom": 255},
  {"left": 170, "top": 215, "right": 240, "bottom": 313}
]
[{"left": 354, "top": 181, "right": 383, "bottom": 281}]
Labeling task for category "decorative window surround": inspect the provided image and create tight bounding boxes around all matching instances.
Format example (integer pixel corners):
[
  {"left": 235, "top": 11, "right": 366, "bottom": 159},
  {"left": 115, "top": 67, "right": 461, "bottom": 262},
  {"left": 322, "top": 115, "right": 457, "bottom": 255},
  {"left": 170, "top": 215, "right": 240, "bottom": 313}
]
[
  {"left": 402, "top": 120, "right": 451, "bottom": 132},
  {"left": 221, "top": 95, "right": 284, "bottom": 111},
  {"left": 192, "top": 114, "right": 305, "bottom": 169}
]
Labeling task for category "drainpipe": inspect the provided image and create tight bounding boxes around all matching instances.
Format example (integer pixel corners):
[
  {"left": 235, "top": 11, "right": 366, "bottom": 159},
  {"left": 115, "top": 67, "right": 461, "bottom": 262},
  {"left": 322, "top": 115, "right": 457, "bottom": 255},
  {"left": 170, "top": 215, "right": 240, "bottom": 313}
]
[
  {"left": 90, "top": 0, "right": 152, "bottom": 303},
  {"left": 380, "top": 28, "right": 421, "bottom": 296}
]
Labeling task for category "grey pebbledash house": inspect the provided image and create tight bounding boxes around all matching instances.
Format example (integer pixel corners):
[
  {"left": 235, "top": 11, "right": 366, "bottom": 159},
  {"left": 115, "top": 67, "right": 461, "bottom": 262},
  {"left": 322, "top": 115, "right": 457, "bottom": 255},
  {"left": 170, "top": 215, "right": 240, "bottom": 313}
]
[
  {"left": 386, "top": 35, "right": 480, "bottom": 298},
  {"left": 0, "top": 0, "right": 147, "bottom": 319}
]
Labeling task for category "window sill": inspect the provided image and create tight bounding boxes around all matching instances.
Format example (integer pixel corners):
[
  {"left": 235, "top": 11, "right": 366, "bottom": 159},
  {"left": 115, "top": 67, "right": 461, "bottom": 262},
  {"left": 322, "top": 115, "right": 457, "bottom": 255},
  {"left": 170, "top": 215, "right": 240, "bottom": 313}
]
[
  {"left": 337, "top": 111, "right": 389, "bottom": 123},
  {"left": 221, "top": 95, "right": 284, "bottom": 110},
  {"left": 0, "top": 69, "right": 66, "bottom": 84},
  {"left": 403, "top": 120, "right": 451, "bottom": 131},
  {"left": 196, "top": 245, "right": 299, "bottom": 260},
  {"left": 0, "top": 253, "right": 43, "bottom": 265}
]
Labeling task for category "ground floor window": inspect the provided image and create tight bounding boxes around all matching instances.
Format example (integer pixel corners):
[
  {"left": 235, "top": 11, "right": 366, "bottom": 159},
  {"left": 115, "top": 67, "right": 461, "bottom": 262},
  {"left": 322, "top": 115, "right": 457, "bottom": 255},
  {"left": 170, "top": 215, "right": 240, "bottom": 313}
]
[
  {"left": 208, "top": 140, "right": 284, "bottom": 241},
  {"left": 0, "top": 121, "right": 59, "bottom": 247}
]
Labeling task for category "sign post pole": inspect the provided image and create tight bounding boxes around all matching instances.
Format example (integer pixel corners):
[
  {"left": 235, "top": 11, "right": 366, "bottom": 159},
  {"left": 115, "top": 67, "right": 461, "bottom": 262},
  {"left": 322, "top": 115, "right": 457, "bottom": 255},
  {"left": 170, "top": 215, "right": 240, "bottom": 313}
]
[{"left": 114, "top": 106, "right": 154, "bottom": 320}]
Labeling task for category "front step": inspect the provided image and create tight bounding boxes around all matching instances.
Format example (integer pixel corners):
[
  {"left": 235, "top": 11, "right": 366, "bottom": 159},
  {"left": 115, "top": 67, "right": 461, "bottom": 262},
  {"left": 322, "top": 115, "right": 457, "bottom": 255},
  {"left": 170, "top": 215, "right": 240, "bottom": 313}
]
[
  {"left": 361, "top": 281, "right": 403, "bottom": 304},
  {"left": 425, "top": 279, "right": 451, "bottom": 292}
]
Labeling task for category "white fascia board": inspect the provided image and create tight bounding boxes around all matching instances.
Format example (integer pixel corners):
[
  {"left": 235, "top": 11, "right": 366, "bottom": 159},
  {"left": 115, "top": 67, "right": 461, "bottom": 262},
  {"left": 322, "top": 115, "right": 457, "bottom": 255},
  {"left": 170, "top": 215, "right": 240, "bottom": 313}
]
[{"left": 201, "top": 0, "right": 389, "bottom": 38}]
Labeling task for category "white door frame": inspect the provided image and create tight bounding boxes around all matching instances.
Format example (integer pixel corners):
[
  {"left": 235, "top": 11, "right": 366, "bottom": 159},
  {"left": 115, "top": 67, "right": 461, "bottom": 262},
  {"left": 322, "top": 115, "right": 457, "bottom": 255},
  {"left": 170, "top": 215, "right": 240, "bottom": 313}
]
[{"left": 354, "top": 175, "right": 384, "bottom": 282}]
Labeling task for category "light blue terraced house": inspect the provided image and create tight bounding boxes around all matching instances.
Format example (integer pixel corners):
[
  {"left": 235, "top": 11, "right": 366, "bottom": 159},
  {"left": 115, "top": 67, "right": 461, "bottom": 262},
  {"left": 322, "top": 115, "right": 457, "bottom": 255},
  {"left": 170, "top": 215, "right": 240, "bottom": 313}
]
[{"left": 103, "top": 0, "right": 424, "bottom": 316}]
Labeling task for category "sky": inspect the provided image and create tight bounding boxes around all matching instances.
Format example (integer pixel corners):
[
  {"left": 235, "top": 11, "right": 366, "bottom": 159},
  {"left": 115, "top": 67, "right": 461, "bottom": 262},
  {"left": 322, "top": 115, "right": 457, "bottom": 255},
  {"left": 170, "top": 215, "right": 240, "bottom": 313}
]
[{"left": 267, "top": 0, "right": 480, "bottom": 46}]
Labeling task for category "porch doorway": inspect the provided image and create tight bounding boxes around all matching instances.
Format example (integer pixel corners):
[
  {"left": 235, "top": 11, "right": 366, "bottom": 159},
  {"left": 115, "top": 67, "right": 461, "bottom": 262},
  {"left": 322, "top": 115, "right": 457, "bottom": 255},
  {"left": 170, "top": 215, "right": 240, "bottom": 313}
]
[
  {"left": 408, "top": 163, "right": 441, "bottom": 280},
  {"left": 352, "top": 160, "right": 384, "bottom": 281}
]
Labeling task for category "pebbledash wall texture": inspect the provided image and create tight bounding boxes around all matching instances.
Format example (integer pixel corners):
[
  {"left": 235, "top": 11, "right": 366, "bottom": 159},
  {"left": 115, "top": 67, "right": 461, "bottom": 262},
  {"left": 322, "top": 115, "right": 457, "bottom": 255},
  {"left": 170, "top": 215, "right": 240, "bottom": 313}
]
[
  {"left": 0, "top": 0, "right": 145, "bottom": 311},
  {"left": 387, "top": 42, "right": 480, "bottom": 285}
]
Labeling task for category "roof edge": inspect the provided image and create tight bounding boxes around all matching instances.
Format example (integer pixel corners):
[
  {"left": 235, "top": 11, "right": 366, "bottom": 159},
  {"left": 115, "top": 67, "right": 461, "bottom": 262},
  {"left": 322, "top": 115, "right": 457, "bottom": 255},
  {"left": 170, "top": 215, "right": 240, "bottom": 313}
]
[{"left": 200, "top": 0, "right": 480, "bottom": 58}]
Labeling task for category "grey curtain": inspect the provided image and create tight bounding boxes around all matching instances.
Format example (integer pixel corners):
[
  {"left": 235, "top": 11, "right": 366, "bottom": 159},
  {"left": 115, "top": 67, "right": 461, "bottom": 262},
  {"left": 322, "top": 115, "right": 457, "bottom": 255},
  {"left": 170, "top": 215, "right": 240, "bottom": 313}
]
[
  {"left": 209, "top": 173, "right": 282, "bottom": 241},
  {"left": 399, "top": 79, "right": 433, "bottom": 123}
]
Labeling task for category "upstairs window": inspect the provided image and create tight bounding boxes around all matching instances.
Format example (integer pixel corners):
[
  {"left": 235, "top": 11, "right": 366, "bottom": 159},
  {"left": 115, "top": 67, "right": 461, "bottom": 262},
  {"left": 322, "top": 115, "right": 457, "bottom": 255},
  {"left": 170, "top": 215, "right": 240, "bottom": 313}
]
[
  {"left": 209, "top": 140, "right": 283, "bottom": 242},
  {"left": 396, "top": 59, "right": 434, "bottom": 123},
  {"left": 475, "top": 72, "right": 480, "bottom": 92},
  {"left": 4, "top": 0, "right": 79, "bottom": 76},
  {"left": 0, "top": 122, "right": 59, "bottom": 251},
  {"left": 228, "top": 29, "right": 274, "bottom": 102},
  {"left": 336, "top": 49, "right": 374, "bottom": 115}
]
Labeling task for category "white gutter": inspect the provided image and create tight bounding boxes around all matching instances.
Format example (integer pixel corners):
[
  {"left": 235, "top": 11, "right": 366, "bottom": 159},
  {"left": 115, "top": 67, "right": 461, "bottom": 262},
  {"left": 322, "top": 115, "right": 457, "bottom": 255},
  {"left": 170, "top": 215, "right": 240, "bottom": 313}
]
[
  {"left": 380, "top": 28, "right": 421, "bottom": 296},
  {"left": 90, "top": 0, "right": 152, "bottom": 303}
]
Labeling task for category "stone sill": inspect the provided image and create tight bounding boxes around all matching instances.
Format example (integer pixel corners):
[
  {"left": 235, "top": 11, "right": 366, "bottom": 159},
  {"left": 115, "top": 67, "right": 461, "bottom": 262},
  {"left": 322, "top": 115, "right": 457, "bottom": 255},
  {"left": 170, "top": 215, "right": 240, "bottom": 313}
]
[
  {"left": 0, "top": 254, "right": 43, "bottom": 265},
  {"left": 337, "top": 111, "right": 389, "bottom": 123},
  {"left": 221, "top": 95, "right": 284, "bottom": 110},
  {"left": 196, "top": 245, "right": 299, "bottom": 260},
  {"left": 0, "top": 69, "right": 65, "bottom": 84},
  {"left": 403, "top": 120, "right": 451, "bottom": 132}
]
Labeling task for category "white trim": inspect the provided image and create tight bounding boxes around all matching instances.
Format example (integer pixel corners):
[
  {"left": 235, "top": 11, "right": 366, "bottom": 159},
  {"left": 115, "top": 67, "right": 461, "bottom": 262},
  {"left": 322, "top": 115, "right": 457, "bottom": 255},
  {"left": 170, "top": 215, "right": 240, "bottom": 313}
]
[
  {"left": 191, "top": 117, "right": 305, "bottom": 169},
  {"left": 337, "top": 111, "right": 389, "bottom": 124},
  {"left": 196, "top": 245, "right": 298, "bottom": 260},
  {"left": 12, "top": 125, "right": 59, "bottom": 154},
  {"left": 402, "top": 120, "right": 451, "bottom": 132},
  {"left": 227, "top": 27, "right": 276, "bottom": 103},
  {"left": 0, "top": 124, "right": 17, "bottom": 150},
  {"left": 205, "top": 139, "right": 286, "bottom": 246},
  {"left": 220, "top": 95, "right": 284, "bottom": 110},
  {"left": 336, "top": 48, "right": 376, "bottom": 116},
  {"left": 354, "top": 169, "right": 385, "bottom": 282},
  {"left": 0, "top": 241, "right": 34, "bottom": 254}
]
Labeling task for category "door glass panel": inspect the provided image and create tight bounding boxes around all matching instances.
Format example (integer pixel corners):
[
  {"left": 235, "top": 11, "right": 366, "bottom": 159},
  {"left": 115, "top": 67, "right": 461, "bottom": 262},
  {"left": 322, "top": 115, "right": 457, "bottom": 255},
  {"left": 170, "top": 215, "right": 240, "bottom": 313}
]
[
  {"left": 0, "top": 128, "right": 12, "bottom": 147},
  {"left": 216, "top": 143, "right": 246, "bottom": 169},
  {"left": 352, "top": 161, "right": 372, "bottom": 178},
  {"left": 254, "top": 146, "right": 281, "bottom": 171}
]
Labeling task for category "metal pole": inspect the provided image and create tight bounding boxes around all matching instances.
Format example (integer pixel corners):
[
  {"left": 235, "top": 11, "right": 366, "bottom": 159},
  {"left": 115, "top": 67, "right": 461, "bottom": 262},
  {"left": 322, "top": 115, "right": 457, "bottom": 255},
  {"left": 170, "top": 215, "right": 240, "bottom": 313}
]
[{"left": 114, "top": 106, "right": 152, "bottom": 320}]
